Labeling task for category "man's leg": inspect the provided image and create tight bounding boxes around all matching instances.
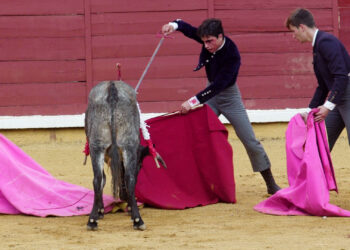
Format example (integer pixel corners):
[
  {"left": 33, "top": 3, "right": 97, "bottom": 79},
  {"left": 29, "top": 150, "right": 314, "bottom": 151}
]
[
  {"left": 334, "top": 80, "right": 350, "bottom": 149},
  {"left": 205, "top": 96, "right": 221, "bottom": 116},
  {"left": 325, "top": 108, "right": 344, "bottom": 151},
  {"left": 215, "top": 84, "right": 280, "bottom": 194},
  {"left": 326, "top": 79, "right": 350, "bottom": 150}
]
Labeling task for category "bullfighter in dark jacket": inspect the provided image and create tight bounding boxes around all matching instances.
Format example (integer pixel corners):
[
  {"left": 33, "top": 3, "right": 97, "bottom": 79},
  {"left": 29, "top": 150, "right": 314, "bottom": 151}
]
[
  {"left": 161, "top": 18, "right": 281, "bottom": 195},
  {"left": 286, "top": 8, "right": 350, "bottom": 151}
]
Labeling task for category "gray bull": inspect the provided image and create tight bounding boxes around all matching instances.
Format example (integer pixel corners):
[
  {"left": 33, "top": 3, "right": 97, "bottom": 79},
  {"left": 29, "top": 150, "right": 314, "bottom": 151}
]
[{"left": 85, "top": 80, "right": 159, "bottom": 231}]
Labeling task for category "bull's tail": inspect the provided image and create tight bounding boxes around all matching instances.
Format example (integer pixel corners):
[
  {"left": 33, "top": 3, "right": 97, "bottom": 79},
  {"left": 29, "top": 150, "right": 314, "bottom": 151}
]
[{"left": 107, "top": 81, "right": 122, "bottom": 198}]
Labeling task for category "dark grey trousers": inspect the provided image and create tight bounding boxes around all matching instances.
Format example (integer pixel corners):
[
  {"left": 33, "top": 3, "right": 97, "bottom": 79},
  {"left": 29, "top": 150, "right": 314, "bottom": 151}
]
[
  {"left": 326, "top": 76, "right": 350, "bottom": 151},
  {"left": 205, "top": 84, "right": 271, "bottom": 172}
]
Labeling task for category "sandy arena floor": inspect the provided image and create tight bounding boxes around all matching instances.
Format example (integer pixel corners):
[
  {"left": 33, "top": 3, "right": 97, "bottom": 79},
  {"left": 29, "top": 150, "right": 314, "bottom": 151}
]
[{"left": 0, "top": 124, "right": 350, "bottom": 249}]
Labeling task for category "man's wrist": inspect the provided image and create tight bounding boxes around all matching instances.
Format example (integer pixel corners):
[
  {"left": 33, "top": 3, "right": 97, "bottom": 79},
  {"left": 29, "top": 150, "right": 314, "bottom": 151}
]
[
  {"left": 187, "top": 96, "right": 200, "bottom": 107},
  {"left": 168, "top": 22, "right": 178, "bottom": 30},
  {"left": 323, "top": 101, "right": 336, "bottom": 111}
]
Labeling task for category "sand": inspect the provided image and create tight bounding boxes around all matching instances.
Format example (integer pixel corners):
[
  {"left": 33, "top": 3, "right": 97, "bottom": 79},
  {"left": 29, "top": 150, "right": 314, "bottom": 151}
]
[{"left": 1, "top": 124, "right": 350, "bottom": 249}]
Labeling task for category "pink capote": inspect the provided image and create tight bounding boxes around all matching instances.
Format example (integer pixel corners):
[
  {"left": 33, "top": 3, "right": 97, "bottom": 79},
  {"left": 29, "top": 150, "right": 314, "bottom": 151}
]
[
  {"left": 254, "top": 110, "right": 350, "bottom": 216},
  {"left": 135, "top": 105, "right": 236, "bottom": 209},
  {"left": 0, "top": 134, "right": 115, "bottom": 217}
]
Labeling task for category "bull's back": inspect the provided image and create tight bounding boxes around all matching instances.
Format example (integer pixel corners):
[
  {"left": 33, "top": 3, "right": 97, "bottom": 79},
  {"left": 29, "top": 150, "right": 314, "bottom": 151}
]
[
  {"left": 86, "top": 81, "right": 140, "bottom": 145},
  {"left": 88, "top": 81, "right": 136, "bottom": 105}
]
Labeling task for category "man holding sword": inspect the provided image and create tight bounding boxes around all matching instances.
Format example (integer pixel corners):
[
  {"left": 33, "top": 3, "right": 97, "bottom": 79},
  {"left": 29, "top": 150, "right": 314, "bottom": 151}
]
[{"left": 161, "top": 18, "right": 281, "bottom": 195}]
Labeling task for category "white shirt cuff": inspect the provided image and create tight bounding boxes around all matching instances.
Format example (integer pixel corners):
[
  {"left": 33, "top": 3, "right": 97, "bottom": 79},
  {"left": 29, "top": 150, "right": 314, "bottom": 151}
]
[
  {"left": 168, "top": 22, "right": 178, "bottom": 30},
  {"left": 323, "top": 101, "right": 336, "bottom": 110},
  {"left": 187, "top": 96, "right": 200, "bottom": 107}
]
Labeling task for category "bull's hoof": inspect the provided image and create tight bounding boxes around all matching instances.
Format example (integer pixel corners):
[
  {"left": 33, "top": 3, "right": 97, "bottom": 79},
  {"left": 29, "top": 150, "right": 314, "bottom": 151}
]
[
  {"left": 87, "top": 219, "right": 98, "bottom": 231},
  {"left": 133, "top": 218, "right": 146, "bottom": 231}
]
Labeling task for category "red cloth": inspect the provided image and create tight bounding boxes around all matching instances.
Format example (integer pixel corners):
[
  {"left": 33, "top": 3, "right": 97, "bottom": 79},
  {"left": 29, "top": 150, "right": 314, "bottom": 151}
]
[{"left": 135, "top": 105, "right": 236, "bottom": 209}]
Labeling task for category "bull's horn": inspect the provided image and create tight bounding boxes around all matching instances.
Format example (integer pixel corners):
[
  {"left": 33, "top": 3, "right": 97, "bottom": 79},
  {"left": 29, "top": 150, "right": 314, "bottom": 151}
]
[{"left": 156, "top": 152, "right": 167, "bottom": 169}]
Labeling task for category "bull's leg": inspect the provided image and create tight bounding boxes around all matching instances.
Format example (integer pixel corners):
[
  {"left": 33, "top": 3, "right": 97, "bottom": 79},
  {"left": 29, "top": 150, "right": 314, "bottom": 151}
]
[
  {"left": 99, "top": 169, "right": 107, "bottom": 219},
  {"left": 122, "top": 147, "right": 145, "bottom": 230},
  {"left": 87, "top": 148, "right": 106, "bottom": 231},
  {"left": 118, "top": 162, "right": 128, "bottom": 201}
]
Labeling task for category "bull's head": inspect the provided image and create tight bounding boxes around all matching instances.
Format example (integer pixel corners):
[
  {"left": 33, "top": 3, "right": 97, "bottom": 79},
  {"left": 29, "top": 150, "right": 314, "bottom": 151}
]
[{"left": 139, "top": 144, "right": 167, "bottom": 169}]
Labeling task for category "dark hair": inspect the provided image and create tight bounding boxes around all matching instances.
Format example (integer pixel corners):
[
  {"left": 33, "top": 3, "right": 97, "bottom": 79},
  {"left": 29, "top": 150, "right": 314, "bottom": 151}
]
[
  {"left": 197, "top": 18, "right": 224, "bottom": 38},
  {"left": 285, "top": 8, "right": 316, "bottom": 29}
]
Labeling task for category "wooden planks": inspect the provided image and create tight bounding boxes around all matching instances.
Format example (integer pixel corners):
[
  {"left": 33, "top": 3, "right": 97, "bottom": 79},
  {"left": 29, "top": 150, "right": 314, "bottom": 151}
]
[
  {"left": 0, "top": 16, "right": 85, "bottom": 38},
  {"left": 0, "top": 1, "right": 86, "bottom": 116},
  {"left": 129, "top": 75, "right": 317, "bottom": 102},
  {"left": 0, "top": 0, "right": 344, "bottom": 117},
  {"left": 217, "top": 9, "right": 333, "bottom": 33},
  {"left": 339, "top": 0, "right": 350, "bottom": 8},
  {"left": 92, "top": 34, "right": 199, "bottom": 58},
  {"left": 0, "top": 38, "right": 85, "bottom": 61},
  {"left": 92, "top": 56, "right": 203, "bottom": 82},
  {"left": 340, "top": 30, "right": 350, "bottom": 51},
  {"left": 238, "top": 75, "right": 317, "bottom": 99},
  {"left": 138, "top": 97, "right": 311, "bottom": 113},
  {"left": 90, "top": 0, "right": 207, "bottom": 13},
  {"left": 0, "top": 83, "right": 86, "bottom": 106},
  {"left": 215, "top": 0, "right": 333, "bottom": 10},
  {"left": 0, "top": 0, "right": 84, "bottom": 15},
  {"left": 92, "top": 52, "right": 313, "bottom": 81},
  {"left": 91, "top": 11, "right": 207, "bottom": 36},
  {"left": 0, "top": 83, "right": 87, "bottom": 116},
  {"left": 92, "top": 32, "right": 313, "bottom": 60},
  {"left": 339, "top": 7, "right": 350, "bottom": 50},
  {"left": 243, "top": 97, "right": 310, "bottom": 109},
  {"left": 0, "top": 61, "right": 85, "bottom": 84},
  {"left": 0, "top": 104, "right": 87, "bottom": 116}
]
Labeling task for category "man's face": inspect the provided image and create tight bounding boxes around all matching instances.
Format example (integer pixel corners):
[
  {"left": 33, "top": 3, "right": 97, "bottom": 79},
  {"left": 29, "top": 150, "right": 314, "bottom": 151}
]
[
  {"left": 201, "top": 34, "right": 224, "bottom": 53},
  {"left": 289, "top": 24, "right": 308, "bottom": 43}
]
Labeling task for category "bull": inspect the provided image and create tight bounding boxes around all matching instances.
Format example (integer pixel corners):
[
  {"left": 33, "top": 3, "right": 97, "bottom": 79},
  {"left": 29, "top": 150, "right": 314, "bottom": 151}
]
[{"left": 84, "top": 80, "right": 164, "bottom": 231}]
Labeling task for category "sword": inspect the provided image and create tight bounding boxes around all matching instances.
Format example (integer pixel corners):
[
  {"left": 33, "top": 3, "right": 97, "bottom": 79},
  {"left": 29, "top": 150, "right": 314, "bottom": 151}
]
[{"left": 135, "top": 36, "right": 165, "bottom": 92}]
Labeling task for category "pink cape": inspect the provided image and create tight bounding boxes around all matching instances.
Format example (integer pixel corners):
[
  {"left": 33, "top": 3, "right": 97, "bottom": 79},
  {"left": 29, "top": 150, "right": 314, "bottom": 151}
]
[
  {"left": 254, "top": 110, "right": 350, "bottom": 216},
  {"left": 135, "top": 105, "right": 236, "bottom": 209},
  {"left": 0, "top": 134, "right": 115, "bottom": 217}
]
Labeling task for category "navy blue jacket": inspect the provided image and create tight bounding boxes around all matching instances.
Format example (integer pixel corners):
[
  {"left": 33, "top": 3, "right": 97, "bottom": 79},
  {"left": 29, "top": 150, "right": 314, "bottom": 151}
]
[
  {"left": 175, "top": 20, "right": 241, "bottom": 103},
  {"left": 310, "top": 30, "right": 350, "bottom": 108}
]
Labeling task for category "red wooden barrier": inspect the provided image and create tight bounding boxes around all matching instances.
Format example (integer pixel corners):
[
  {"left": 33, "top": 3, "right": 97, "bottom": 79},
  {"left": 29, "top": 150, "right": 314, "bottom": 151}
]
[
  {"left": 0, "top": 0, "right": 84, "bottom": 15},
  {"left": 0, "top": 0, "right": 346, "bottom": 116},
  {"left": 215, "top": 0, "right": 332, "bottom": 9},
  {"left": 0, "top": 16, "right": 84, "bottom": 38},
  {"left": 0, "top": 61, "right": 85, "bottom": 84},
  {"left": 218, "top": 9, "right": 334, "bottom": 33},
  {"left": 339, "top": 0, "right": 350, "bottom": 7},
  {"left": 90, "top": 0, "right": 207, "bottom": 13},
  {"left": 0, "top": 38, "right": 85, "bottom": 61},
  {"left": 91, "top": 11, "right": 207, "bottom": 36},
  {"left": 0, "top": 83, "right": 86, "bottom": 106},
  {"left": 339, "top": 1, "right": 350, "bottom": 51}
]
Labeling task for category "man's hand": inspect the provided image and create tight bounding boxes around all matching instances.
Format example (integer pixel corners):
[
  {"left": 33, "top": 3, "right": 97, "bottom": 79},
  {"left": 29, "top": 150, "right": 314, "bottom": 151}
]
[
  {"left": 161, "top": 24, "right": 175, "bottom": 36},
  {"left": 180, "top": 101, "right": 191, "bottom": 114},
  {"left": 314, "top": 106, "right": 330, "bottom": 122},
  {"left": 300, "top": 112, "right": 308, "bottom": 123}
]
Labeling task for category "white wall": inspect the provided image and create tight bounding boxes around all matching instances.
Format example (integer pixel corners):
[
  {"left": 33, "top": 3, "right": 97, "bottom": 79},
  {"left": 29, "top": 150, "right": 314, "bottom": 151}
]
[{"left": 0, "top": 108, "right": 308, "bottom": 129}]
